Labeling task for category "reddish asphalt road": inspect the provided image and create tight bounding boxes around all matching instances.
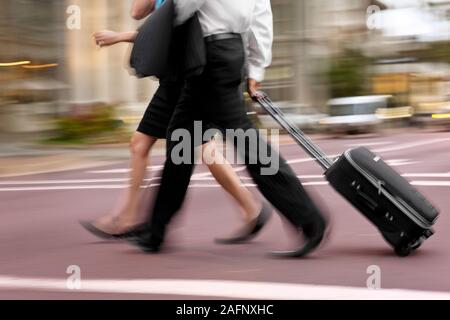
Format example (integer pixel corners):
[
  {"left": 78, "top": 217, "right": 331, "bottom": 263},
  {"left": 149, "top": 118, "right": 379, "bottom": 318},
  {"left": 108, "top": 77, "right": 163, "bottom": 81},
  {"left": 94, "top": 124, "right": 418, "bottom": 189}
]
[{"left": 0, "top": 130, "right": 449, "bottom": 299}]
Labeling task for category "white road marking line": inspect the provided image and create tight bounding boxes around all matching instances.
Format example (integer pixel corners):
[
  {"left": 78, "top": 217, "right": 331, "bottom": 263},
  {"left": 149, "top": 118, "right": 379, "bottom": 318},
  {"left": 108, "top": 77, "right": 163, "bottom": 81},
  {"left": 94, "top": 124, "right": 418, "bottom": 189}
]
[
  {"left": 12, "top": 169, "right": 446, "bottom": 187},
  {"left": 301, "top": 181, "right": 329, "bottom": 186},
  {"left": 10, "top": 172, "right": 450, "bottom": 187},
  {"left": 0, "top": 175, "right": 255, "bottom": 185},
  {"left": 399, "top": 162, "right": 420, "bottom": 166},
  {"left": 192, "top": 172, "right": 213, "bottom": 179},
  {"left": 188, "top": 184, "right": 258, "bottom": 188},
  {"left": 0, "top": 178, "right": 154, "bottom": 185},
  {"left": 297, "top": 175, "right": 324, "bottom": 179},
  {"left": 0, "top": 181, "right": 331, "bottom": 192},
  {"left": 181, "top": 176, "right": 323, "bottom": 181},
  {"left": 3, "top": 178, "right": 450, "bottom": 191},
  {"left": 239, "top": 181, "right": 328, "bottom": 187},
  {"left": 391, "top": 162, "right": 418, "bottom": 167},
  {"left": 386, "top": 159, "right": 409, "bottom": 163},
  {"left": 0, "top": 175, "right": 324, "bottom": 187},
  {"left": 88, "top": 169, "right": 131, "bottom": 174},
  {"left": 347, "top": 142, "right": 392, "bottom": 147},
  {"left": 0, "top": 184, "right": 132, "bottom": 191},
  {"left": 410, "top": 181, "right": 450, "bottom": 187},
  {"left": 0, "top": 183, "right": 238, "bottom": 192},
  {"left": 86, "top": 155, "right": 397, "bottom": 175},
  {"left": 233, "top": 166, "right": 247, "bottom": 173},
  {"left": 0, "top": 276, "right": 449, "bottom": 300},
  {"left": 282, "top": 157, "right": 419, "bottom": 167},
  {"left": 287, "top": 158, "right": 319, "bottom": 164},
  {"left": 373, "top": 138, "right": 450, "bottom": 153},
  {"left": 278, "top": 138, "right": 449, "bottom": 164},
  {"left": 89, "top": 165, "right": 249, "bottom": 175},
  {"left": 84, "top": 155, "right": 420, "bottom": 176},
  {"left": 404, "top": 173, "right": 450, "bottom": 178},
  {"left": 88, "top": 165, "right": 164, "bottom": 174}
]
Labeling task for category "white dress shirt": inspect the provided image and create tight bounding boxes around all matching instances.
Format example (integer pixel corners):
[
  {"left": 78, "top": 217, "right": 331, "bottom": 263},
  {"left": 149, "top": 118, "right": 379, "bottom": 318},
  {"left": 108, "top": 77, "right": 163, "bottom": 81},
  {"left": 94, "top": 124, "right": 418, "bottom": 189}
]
[{"left": 174, "top": 0, "right": 273, "bottom": 82}]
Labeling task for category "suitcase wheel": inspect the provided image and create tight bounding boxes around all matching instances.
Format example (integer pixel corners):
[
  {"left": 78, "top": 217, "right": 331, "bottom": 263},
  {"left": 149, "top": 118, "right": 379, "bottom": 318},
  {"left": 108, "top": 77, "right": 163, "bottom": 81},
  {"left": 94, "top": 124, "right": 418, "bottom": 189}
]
[
  {"left": 395, "top": 245, "right": 412, "bottom": 257},
  {"left": 395, "top": 238, "right": 424, "bottom": 257}
]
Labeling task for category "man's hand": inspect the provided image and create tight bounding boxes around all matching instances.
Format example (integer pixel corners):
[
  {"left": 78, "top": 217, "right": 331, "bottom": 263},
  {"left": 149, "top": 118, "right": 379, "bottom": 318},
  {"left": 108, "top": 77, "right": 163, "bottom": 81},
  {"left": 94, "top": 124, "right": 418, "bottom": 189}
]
[
  {"left": 93, "top": 30, "right": 121, "bottom": 47},
  {"left": 247, "top": 78, "right": 262, "bottom": 99}
]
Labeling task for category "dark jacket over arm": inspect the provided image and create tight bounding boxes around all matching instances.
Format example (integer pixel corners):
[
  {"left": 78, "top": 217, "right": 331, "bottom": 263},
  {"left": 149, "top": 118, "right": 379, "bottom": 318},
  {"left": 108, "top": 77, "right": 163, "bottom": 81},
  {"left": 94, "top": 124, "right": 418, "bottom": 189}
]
[{"left": 130, "top": 0, "right": 205, "bottom": 79}]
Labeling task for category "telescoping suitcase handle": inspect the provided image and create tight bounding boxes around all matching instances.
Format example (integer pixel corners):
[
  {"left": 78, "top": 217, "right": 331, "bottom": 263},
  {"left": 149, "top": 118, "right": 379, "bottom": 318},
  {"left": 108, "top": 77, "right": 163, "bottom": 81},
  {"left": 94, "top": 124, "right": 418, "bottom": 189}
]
[{"left": 253, "top": 92, "right": 334, "bottom": 171}]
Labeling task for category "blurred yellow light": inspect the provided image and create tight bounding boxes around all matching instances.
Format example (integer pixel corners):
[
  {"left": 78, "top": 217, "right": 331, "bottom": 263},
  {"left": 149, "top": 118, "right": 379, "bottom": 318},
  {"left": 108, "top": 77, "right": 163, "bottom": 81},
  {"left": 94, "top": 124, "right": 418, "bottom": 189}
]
[
  {"left": 432, "top": 114, "right": 450, "bottom": 119},
  {"left": 0, "top": 61, "right": 31, "bottom": 67},
  {"left": 376, "top": 107, "right": 412, "bottom": 119},
  {"left": 22, "top": 63, "right": 59, "bottom": 69}
]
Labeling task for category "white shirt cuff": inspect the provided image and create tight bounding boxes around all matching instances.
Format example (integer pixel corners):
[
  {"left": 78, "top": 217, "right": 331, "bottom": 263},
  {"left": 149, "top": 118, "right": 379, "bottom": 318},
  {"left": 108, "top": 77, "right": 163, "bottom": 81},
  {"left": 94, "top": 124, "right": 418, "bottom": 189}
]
[{"left": 247, "top": 65, "right": 265, "bottom": 82}]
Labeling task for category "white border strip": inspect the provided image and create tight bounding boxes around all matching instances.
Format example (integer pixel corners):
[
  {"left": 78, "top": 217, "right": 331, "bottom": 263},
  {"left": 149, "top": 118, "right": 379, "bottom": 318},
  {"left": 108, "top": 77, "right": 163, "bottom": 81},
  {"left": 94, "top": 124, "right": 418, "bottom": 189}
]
[{"left": 0, "top": 277, "right": 449, "bottom": 300}]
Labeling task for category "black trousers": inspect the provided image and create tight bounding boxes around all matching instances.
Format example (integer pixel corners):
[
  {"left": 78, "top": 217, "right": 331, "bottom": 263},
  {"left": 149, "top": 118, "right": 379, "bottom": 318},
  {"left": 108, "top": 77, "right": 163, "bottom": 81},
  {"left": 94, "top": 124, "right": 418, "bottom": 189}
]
[{"left": 147, "top": 37, "right": 323, "bottom": 242}]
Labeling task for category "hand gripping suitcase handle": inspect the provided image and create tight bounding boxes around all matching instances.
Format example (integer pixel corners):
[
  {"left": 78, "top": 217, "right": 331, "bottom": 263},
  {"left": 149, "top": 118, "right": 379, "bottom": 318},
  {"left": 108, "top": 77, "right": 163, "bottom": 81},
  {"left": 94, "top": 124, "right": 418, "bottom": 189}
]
[{"left": 252, "top": 91, "right": 334, "bottom": 171}]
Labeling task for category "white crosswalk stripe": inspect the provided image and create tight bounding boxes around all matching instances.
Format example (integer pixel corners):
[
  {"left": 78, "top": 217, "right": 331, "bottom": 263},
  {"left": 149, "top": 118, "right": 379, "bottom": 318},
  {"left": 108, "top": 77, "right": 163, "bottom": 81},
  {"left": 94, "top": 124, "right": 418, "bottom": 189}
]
[{"left": 1, "top": 178, "right": 450, "bottom": 191}]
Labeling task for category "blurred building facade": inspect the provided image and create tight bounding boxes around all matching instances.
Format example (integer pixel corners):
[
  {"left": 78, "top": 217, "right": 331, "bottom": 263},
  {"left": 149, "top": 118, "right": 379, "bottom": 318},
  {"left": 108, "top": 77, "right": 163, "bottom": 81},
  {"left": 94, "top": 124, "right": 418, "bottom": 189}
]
[
  {"left": 0, "top": 0, "right": 323, "bottom": 101},
  {"left": 1, "top": 0, "right": 449, "bottom": 134},
  {"left": 1, "top": 0, "right": 156, "bottom": 134},
  {"left": 0, "top": 0, "right": 374, "bottom": 133},
  {"left": 3, "top": 0, "right": 351, "bottom": 134}
]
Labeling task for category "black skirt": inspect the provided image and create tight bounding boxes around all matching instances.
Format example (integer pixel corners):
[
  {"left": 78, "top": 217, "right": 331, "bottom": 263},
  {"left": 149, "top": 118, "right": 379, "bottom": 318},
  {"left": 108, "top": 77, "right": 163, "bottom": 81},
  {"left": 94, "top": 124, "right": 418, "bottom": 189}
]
[{"left": 137, "top": 78, "right": 184, "bottom": 139}]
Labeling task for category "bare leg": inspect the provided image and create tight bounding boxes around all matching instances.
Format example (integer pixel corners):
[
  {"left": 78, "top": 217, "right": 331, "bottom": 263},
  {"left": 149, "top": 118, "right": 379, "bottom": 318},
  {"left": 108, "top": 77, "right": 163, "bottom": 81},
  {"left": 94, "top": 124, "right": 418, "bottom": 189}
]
[
  {"left": 94, "top": 132, "right": 157, "bottom": 233},
  {"left": 202, "top": 140, "right": 260, "bottom": 222}
]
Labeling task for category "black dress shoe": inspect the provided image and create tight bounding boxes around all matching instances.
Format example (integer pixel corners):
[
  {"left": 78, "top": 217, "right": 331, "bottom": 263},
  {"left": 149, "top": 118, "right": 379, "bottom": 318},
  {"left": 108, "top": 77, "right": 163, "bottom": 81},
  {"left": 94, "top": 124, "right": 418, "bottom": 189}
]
[
  {"left": 271, "top": 217, "right": 329, "bottom": 258},
  {"left": 215, "top": 201, "right": 272, "bottom": 245},
  {"left": 79, "top": 221, "right": 121, "bottom": 240},
  {"left": 121, "top": 226, "right": 162, "bottom": 253}
]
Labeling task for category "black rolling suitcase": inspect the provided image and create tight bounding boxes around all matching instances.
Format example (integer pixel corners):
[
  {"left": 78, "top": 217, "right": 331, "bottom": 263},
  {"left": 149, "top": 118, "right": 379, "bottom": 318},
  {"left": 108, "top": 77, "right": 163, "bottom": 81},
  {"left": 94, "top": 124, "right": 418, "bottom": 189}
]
[{"left": 255, "top": 93, "right": 439, "bottom": 256}]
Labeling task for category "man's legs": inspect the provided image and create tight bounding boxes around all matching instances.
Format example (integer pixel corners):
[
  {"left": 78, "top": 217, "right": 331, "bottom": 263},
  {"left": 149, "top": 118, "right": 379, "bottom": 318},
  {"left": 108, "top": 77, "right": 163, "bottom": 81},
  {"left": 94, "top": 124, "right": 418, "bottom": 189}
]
[
  {"left": 127, "top": 116, "right": 326, "bottom": 254},
  {"left": 138, "top": 82, "right": 200, "bottom": 248},
  {"left": 230, "top": 120, "right": 326, "bottom": 235}
]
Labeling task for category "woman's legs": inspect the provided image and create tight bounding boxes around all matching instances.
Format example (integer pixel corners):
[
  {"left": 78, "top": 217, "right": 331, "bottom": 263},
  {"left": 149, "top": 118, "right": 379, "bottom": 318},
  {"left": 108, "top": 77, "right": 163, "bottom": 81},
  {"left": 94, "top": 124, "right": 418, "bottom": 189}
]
[
  {"left": 94, "top": 131, "right": 158, "bottom": 233},
  {"left": 202, "top": 140, "right": 260, "bottom": 223}
]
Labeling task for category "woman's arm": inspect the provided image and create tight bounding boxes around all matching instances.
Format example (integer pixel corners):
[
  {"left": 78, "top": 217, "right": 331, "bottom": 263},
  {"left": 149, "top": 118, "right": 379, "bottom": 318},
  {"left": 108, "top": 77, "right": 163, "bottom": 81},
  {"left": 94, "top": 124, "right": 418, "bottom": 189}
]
[
  {"left": 93, "top": 1, "right": 156, "bottom": 47},
  {"left": 130, "top": 0, "right": 156, "bottom": 20},
  {"left": 93, "top": 30, "right": 138, "bottom": 47},
  {"left": 117, "top": 31, "right": 138, "bottom": 43}
]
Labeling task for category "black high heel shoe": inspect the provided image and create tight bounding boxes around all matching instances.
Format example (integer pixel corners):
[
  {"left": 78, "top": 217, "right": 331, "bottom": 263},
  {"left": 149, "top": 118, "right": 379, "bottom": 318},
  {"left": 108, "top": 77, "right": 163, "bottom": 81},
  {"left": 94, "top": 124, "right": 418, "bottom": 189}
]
[{"left": 79, "top": 221, "right": 123, "bottom": 240}]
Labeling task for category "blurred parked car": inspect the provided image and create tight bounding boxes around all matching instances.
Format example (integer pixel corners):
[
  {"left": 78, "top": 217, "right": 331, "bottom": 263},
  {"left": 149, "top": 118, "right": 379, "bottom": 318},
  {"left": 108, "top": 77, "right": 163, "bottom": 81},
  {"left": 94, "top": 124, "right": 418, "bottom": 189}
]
[{"left": 318, "top": 95, "right": 389, "bottom": 134}]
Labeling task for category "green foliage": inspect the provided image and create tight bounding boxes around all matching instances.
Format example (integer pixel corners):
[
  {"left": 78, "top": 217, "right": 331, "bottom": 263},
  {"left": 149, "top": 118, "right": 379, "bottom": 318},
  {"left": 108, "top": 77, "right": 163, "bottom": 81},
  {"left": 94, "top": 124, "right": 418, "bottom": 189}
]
[
  {"left": 49, "top": 102, "right": 126, "bottom": 144},
  {"left": 326, "top": 49, "right": 370, "bottom": 98}
]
